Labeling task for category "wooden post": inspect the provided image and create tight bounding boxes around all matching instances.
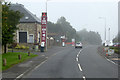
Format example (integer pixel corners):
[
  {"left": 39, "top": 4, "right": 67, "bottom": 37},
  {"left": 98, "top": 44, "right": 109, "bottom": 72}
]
[
  {"left": 3, "top": 58, "right": 6, "bottom": 66},
  {"left": 18, "top": 55, "right": 21, "bottom": 60},
  {"left": 28, "top": 51, "right": 30, "bottom": 56}
]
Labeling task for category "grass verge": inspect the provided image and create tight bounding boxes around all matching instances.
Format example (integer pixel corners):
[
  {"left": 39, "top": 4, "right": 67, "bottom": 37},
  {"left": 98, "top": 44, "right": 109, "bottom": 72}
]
[
  {"left": 2, "top": 52, "right": 37, "bottom": 70},
  {"left": 109, "top": 46, "right": 119, "bottom": 54},
  {"left": 0, "top": 54, "right": 1, "bottom": 72}
]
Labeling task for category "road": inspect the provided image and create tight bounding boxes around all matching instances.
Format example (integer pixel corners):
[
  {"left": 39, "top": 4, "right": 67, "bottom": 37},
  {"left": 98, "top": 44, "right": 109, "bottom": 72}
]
[{"left": 22, "top": 45, "right": 118, "bottom": 79}]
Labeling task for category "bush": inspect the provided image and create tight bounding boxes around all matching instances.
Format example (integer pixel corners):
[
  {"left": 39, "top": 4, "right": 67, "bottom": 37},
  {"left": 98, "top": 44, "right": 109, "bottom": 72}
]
[
  {"left": 109, "top": 46, "right": 119, "bottom": 54},
  {"left": 8, "top": 43, "right": 17, "bottom": 48},
  {"left": 15, "top": 44, "right": 21, "bottom": 49},
  {"left": 21, "top": 45, "right": 26, "bottom": 49},
  {"left": 26, "top": 46, "right": 29, "bottom": 50},
  {"left": 15, "top": 44, "right": 29, "bottom": 50},
  {"left": 8, "top": 44, "right": 12, "bottom": 48},
  {"left": 114, "top": 49, "right": 119, "bottom": 54}
]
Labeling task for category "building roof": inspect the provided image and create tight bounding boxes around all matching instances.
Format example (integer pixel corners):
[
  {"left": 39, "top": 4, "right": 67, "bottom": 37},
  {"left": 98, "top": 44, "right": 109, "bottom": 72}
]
[{"left": 10, "top": 3, "right": 41, "bottom": 24}]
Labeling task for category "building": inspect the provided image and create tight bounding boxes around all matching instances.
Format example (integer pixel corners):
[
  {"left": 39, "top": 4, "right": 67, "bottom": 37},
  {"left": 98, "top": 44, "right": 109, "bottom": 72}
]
[{"left": 10, "top": 4, "right": 41, "bottom": 49}]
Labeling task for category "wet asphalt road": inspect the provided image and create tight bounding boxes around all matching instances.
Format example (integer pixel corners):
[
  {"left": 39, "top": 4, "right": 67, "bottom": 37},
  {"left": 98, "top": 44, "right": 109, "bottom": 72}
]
[{"left": 22, "top": 45, "right": 118, "bottom": 79}]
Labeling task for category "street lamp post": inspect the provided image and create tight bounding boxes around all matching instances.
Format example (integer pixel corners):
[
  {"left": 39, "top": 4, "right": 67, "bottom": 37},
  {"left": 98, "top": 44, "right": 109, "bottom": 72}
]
[
  {"left": 46, "top": 0, "right": 47, "bottom": 12},
  {"left": 45, "top": 0, "right": 51, "bottom": 51},
  {"left": 46, "top": 0, "right": 51, "bottom": 12},
  {"left": 108, "top": 28, "right": 110, "bottom": 42},
  {"left": 99, "top": 17, "right": 106, "bottom": 43}
]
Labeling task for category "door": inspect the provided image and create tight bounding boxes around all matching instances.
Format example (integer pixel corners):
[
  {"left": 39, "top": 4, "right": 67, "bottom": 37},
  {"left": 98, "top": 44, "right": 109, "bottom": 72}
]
[
  {"left": 19, "top": 32, "right": 27, "bottom": 43},
  {"left": 29, "top": 35, "right": 34, "bottom": 43}
]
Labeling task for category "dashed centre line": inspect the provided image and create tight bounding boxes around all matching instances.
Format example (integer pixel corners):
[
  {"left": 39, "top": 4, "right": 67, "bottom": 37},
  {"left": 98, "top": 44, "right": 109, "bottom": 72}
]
[
  {"left": 83, "top": 76, "right": 86, "bottom": 80},
  {"left": 76, "top": 58, "right": 78, "bottom": 62},
  {"left": 76, "top": 49, "right": 86, "bottom": 80},
  {"left": 77, "top": 54, "right": 79, "bottom": 57},
  {"left": 78, "top": 63, "right": 83, "bottom": 71}
]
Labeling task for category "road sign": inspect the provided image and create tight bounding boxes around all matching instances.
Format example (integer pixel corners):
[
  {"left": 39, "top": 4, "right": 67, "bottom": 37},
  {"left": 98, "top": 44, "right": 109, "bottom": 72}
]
[
  {"left": 72, "top": 38, "right": 75, "bottom": 46},
  {"left": 104, "top": 47, "right": 109, "bottom": 52},
  {"left": 106, "top": 49, "right": 114, "bottom": 55},
  {"left": 41, "top": 12, "right": 47, "bottom": 45}
]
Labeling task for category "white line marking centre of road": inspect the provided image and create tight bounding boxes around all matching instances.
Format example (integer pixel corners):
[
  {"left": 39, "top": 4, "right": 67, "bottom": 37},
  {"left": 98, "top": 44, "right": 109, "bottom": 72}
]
[
  {"left": 77, "top": 49, "right": 82, "bottom": 58},
  {"left": 83, "top": 76, "right": 86, "bottom": 80},
  {"left": 76, "top": 58, "right": 78, "bottom": 62},
  {"left": 78, "top": 64, "right": 83, "bottom": 71},
  {"left": 77, "top": 54, "right": 79, "bottom": 57}
]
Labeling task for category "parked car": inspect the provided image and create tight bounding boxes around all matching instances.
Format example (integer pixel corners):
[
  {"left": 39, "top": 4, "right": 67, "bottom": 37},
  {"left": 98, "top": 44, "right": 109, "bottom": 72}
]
[
  {"left": 113, "top": 43, "right": 120, "bottom": 47},
  {"left": 75, "top": 42, "right": 82, "bottom": 48}
]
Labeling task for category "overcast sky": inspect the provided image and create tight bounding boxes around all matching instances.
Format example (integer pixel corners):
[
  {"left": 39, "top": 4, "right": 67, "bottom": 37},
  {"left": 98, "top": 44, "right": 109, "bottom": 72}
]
[{"left": 6, "top": 0, "right": 119, "bottom": 42}]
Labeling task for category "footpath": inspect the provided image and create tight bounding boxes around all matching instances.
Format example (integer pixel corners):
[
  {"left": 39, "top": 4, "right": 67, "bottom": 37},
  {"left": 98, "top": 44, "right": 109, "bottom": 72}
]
[
  {"left": 2, "top": 46, "right": 66, "bottom": 79},
  {"left": 98, "top": 46, "right": 120, "bottom": 79},
  {"left": 98, "top": 46, "right": 119, "bottom": 65}
]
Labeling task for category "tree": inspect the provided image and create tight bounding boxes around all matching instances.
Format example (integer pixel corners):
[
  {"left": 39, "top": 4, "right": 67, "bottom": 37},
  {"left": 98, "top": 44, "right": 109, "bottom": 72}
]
[
  {"left": 0, "top": 2, "right": 2, "bottom": 45},
  {"left": 56, "top": 16, "right": 77, "bottom": 42},
  {"left": 2, "top": 2, "right": 23, "bottom": 53},
  {"left": 47, "top": 16, "right": 78, "bottom": 42},
  {"left": 77, "top": 29, "right": 102, "bottom": 45}
]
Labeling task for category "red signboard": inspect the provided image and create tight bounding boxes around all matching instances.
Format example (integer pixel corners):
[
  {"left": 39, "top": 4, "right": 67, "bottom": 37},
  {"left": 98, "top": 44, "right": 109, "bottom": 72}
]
[{"left": 41, "top": 12, "right": 47, "bottom": 46}]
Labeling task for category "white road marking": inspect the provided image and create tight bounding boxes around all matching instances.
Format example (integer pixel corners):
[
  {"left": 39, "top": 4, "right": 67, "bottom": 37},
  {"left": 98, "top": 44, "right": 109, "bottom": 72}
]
[
  {"left": 15, "top": 68, "right": 31, "bottom": 80},
  {"left": 34, "top": 60, "right": 47, "bottom": 70},
  {"left": 42, "top": 55, "right": 45, "bottom": 56},
  {"left": 46, "top": 57, "right": 48, "bottom": 59},
  {"left": 110, "top": 61, "right": 118, "bottom": 65},
  {"left": 83, "top": 76, "right": 86, "bottom": 80},
  {"left": 76, "top": 58, "right": 78, "bottom": 62},
  {"left": 15, "top": 49, "right": 66, "bottom": 79},
  {"left": 15, "top": 60, "right": 47, "bottom": 79},
  {"left": 16, "top": 74, "right": 23, "bottom": 79},
  {"left": 107, "top": 59, "right": 111, "bottom": 61},
  {"left": 77, "top": 54, "right": 79, "bottom": 57},
  {"left": 106, "top": 58, "right": 118, "bottom": 65},
  {"left": 78, "top": 64, "right": 82, "bottom": 71},
  {"left": 77, "top": 49, "right": 83, "bottom": 58}
]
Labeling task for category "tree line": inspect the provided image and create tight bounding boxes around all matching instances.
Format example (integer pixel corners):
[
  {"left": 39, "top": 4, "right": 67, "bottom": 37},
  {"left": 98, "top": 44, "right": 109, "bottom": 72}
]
[
  {"left": 47, "top": 17, "right": 79, "bottom": 42},
  {"left": 47, "top": 17, "right": 102, "bottom": 45},
  {"left": 77, "top": 29, "right": 102, "bottom": 45}
]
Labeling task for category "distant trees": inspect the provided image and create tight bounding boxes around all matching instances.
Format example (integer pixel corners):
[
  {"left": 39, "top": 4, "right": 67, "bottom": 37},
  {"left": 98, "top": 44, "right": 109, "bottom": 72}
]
[
  {"left": 77, "top": 29, "right": 102, "bottom": 45},
  {"left": 47, "top": 16, "right": 102, "bottom": 45},
  {"left": 47, "top": 16, "right": 77, "bottom": 42},
  {"left": 2, "top": 2, "right": 22, "bottom": 53}
]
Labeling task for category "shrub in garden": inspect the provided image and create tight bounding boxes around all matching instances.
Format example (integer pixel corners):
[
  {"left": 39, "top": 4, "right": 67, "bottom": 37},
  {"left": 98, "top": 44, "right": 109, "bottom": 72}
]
[{"left": 15, "top": 44, "right": 21, "bottom": 49}]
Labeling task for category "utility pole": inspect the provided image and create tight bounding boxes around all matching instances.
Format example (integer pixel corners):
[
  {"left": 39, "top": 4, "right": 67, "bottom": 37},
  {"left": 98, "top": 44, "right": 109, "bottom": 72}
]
[
  {"left": 99, "top": 17, "right": 106, "bottom": 43},
  {"left": 108, "top": 28, "right": 110, "bottom": 42}
]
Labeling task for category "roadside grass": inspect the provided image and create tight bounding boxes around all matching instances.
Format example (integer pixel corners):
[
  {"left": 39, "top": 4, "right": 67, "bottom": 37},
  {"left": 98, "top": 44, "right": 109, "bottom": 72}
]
[
  {"left": 0, "top": 54, "right": 2, "bottom": 72},
  {"left": 109, "top": 46, "right": 119, "bottom": 54},
  {"left": 2, "top": 52, "right": 38, "bottom": 70}
]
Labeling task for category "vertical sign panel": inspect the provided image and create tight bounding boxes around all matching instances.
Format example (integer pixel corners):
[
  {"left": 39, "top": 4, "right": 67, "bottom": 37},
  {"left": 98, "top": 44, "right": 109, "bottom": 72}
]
[{"left": 41, "top": 12, "right": 47, "bottom": 46}]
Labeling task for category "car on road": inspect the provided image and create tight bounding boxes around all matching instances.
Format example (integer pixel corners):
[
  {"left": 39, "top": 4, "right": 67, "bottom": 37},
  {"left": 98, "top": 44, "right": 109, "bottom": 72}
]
[{"left": 75, "top": 42, "right": 82, "bottom": 48}]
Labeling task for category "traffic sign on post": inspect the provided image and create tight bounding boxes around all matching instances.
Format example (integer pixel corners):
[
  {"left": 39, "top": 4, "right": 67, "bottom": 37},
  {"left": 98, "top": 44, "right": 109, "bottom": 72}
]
[{"left": 41, "top": 12, "right": 47, "bottom": 51}]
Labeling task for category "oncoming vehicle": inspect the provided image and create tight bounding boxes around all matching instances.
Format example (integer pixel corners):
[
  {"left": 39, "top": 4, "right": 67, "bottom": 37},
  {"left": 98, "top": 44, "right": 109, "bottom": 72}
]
[{"left": 75, "top": 42, "right": 82, "bottom": 48}]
